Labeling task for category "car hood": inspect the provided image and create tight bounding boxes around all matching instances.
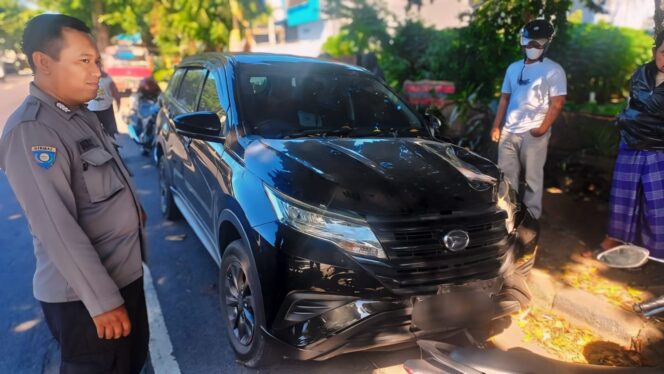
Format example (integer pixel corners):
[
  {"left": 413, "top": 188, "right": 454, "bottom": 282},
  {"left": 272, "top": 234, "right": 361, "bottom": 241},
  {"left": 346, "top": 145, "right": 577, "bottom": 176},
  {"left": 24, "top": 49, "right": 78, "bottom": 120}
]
[{"left": 243, "top": 137, "right": 500, "bottom": 217}]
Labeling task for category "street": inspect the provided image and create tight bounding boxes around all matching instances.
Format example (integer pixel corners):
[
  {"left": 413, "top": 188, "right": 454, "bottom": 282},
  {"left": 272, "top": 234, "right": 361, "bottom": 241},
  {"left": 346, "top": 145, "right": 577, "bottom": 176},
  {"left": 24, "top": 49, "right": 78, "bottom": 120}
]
[{"left": 0, "top": 76, "right": 541, "bottom": 374}]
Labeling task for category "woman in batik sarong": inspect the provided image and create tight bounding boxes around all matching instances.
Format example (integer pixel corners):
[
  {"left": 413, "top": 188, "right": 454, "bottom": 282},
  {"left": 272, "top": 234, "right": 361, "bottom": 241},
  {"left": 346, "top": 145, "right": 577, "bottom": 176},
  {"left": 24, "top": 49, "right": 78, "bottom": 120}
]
[{"left": 600, "top": 31, "right": 664, "bottom": 258}]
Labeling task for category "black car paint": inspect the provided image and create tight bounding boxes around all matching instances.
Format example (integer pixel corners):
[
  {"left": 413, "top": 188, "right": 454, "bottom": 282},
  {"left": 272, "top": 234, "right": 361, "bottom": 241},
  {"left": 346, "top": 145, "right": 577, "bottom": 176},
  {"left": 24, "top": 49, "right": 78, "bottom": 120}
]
[{"left": 155, "top": 53, "right": 537, "bottom": 360}]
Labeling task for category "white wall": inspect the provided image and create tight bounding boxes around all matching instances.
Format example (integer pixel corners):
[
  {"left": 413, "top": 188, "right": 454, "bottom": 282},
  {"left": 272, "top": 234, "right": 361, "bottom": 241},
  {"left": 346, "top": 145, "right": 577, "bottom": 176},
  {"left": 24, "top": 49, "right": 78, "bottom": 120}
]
[
  {"left": 386, "top": 0, "right": 471, "bottom": 29},
  {"left": 572, "top": 0, "right": 654, "bottom": 30}
]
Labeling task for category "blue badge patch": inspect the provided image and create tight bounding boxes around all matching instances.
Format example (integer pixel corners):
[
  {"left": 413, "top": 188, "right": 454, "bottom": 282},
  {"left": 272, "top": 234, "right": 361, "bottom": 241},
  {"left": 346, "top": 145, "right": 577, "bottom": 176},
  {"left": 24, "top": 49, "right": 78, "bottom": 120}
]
[{"left": 31, "top": 146, "right": 57, "bottom": 169}]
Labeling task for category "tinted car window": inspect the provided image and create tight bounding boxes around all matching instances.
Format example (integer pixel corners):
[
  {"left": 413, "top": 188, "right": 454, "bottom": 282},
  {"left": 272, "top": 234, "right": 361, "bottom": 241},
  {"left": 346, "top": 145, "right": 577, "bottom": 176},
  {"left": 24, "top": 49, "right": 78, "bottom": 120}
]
[
  {"left": 177, "top": 68, "right": 206, "bottom": 111},
  {"left": 236, "top": 64, "right": 423, "bottom": 139},
  {"left": 165, "top": 68, "right": 185, "bottom": 98},
  {"left": 198, "top": 71, "right": 227, "bottom": 131},
  {"left": 199, "top": 72, "right": 223, "bottom": 114}
]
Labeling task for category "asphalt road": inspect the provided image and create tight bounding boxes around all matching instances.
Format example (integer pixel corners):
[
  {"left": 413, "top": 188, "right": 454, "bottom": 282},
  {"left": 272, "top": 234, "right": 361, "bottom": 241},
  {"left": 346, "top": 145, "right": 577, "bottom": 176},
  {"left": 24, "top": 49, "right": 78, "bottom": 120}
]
[{"left": 0, "top": 75, "right": 541, "bottom": 374}]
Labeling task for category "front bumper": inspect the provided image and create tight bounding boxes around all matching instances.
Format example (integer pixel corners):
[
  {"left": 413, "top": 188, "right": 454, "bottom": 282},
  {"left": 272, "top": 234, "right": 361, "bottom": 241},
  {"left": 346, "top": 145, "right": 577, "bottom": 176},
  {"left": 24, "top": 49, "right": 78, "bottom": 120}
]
[
  {"left": 253, "top": 210, "right": 538, "bottom": 360},
  {"left": 265, "top": 290, "right": 520, "bottom": 361}
]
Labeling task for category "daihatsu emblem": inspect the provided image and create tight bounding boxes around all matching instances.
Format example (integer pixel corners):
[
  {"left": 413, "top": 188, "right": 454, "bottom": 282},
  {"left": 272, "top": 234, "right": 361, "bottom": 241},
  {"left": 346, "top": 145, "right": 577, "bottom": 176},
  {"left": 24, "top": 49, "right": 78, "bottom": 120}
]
[{"left": 443, "top": 230, "right": 470, "bottom": 251}]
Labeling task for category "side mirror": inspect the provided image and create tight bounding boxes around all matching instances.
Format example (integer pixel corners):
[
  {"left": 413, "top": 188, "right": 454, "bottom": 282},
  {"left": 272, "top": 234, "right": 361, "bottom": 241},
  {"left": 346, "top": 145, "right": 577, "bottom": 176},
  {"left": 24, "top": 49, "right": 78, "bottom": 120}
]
[
  {"left": 173, "top": 111, "right": 224, "bottom": 141},
  {"left": 424, "top": 113, "right": 442, "bottom": 135}
]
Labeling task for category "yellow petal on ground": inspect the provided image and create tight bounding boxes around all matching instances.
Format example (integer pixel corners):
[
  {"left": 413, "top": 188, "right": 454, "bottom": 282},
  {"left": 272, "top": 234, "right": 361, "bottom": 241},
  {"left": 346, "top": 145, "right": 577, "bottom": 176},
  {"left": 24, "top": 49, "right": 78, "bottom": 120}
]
[
  {"left": 372, "top": 365, "right": 405, "bottom": 374},
  {"left": 520, "top": 306, "right": 647, "bottom": 366}
]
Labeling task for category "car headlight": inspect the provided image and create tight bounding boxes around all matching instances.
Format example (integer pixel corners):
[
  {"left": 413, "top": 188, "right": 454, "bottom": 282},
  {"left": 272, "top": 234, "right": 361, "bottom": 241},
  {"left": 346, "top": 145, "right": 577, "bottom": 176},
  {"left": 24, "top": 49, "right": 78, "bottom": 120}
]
[
  {"left": 264, "top": 186, "right": 387, "bottom": 259},
  {"left": 496, "top": 178, "right": 517, "bottom": 233}
]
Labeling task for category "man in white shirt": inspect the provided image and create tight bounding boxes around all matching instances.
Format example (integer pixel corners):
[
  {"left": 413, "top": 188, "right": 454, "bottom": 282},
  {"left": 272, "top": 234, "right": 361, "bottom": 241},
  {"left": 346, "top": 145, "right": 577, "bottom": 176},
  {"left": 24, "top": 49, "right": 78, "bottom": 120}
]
[
  {"left": 88, "top": 68, "right": 121, "bottom": 136},
  {"left": 491, "top": 19, "right": 567, "bottom": 221}
]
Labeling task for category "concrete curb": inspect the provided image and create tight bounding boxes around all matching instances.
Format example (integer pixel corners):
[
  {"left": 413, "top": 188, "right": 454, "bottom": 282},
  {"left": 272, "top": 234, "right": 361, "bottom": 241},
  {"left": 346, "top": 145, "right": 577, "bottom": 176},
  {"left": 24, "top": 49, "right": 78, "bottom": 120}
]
[{"left": 528, "top": 269, "right": 664, "bottom": 358}]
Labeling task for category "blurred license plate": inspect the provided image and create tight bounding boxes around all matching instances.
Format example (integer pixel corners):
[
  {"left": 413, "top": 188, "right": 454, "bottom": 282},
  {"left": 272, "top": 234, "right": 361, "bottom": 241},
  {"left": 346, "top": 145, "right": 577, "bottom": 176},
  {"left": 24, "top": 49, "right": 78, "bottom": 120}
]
[{"left": 411, "top": 278, "right": 500, "bottom": 330}]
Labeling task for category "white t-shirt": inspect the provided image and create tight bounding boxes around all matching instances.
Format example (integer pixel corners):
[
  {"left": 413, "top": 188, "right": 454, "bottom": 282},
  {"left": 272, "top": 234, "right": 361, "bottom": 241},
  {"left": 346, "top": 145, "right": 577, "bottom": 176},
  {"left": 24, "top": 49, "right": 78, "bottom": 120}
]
[
  {"left": 87, "top": 76, "right": 114, "bottom": 111},
  {"left": 500, "top": 58, "right": 567, "bottom": 134}
]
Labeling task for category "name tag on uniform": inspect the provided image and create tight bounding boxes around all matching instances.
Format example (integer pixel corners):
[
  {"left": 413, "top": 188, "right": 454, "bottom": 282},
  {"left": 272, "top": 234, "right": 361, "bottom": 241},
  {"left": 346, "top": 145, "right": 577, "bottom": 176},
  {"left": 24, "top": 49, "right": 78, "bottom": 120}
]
[{"left": 32, "top": 146, "right": 56, "bottom": 169}]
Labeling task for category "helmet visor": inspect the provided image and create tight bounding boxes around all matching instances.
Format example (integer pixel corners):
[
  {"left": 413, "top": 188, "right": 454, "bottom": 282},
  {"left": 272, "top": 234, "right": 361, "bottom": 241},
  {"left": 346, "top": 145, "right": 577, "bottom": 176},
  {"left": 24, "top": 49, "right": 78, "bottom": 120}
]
[{"left": 520, "top": 37, "right": 548, "bottom": 49}]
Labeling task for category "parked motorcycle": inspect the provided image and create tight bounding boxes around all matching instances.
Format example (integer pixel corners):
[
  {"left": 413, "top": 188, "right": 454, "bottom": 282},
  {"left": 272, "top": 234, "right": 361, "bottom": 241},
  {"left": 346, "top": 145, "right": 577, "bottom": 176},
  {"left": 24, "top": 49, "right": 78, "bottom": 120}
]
[
  {"left": 403, "top": 245, "right": 663, "bottom": 374},
  {"left": 125, "top": 77, "right": 162, "bottom": 156},
  {"left": 126, "top": 96, "right": 159, "bottom": 156}
]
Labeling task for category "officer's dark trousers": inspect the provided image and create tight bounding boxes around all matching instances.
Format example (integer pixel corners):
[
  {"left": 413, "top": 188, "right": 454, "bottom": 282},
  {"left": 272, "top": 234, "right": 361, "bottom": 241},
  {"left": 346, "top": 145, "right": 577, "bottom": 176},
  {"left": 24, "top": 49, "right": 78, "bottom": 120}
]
[{"left": 40, "top": 278, "right": 149, "bottom": 374}]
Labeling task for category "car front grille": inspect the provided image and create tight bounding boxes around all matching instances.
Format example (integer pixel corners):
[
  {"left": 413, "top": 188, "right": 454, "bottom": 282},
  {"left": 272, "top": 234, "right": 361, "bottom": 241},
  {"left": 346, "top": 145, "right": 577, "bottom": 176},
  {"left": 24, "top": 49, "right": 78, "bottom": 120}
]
[{"left": 366, "top": 208, "right": 510, "bottom": 294}]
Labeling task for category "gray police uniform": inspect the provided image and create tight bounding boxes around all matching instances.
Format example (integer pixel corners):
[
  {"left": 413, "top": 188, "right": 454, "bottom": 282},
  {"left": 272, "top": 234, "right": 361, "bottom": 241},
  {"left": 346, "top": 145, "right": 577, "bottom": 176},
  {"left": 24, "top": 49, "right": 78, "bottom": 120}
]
[{"left": 0, "top": 83, "right": 145, "bottom": 317}]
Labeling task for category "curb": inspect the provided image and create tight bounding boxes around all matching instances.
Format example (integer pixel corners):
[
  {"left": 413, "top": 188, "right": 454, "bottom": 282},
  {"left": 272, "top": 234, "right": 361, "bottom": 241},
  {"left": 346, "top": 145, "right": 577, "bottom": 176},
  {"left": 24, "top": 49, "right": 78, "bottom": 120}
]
[{"left": 528, "top": 269, "right": 664, "bottom": 359}]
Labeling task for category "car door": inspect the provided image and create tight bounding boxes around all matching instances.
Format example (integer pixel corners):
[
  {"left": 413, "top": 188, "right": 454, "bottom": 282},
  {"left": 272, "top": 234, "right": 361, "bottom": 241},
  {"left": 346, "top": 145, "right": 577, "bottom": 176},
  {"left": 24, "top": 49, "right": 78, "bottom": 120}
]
[
  {"left": 183, "top": 68, "right": 229, "bottom": 234},
  {"left": 170, "top": 67, "right": 206, "bottom": 210},
  {"left": 160, "top": 68, "right": 186, "bottom": 187}
]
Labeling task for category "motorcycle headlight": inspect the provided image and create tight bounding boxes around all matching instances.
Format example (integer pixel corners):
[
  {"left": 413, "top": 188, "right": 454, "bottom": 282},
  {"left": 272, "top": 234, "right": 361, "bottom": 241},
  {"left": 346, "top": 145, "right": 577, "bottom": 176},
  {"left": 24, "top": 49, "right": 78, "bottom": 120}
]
[
  {"left": 496, "top": 178, "right": 517, "bottom": 233},
  {"left": 264, "top": 186, "right": 387, "bottom": 259}
]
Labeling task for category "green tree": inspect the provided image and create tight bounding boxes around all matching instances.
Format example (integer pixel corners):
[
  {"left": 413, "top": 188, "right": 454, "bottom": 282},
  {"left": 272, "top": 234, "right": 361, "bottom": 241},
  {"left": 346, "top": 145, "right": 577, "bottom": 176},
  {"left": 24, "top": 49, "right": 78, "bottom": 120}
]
[
  {"left": 323, "top": 0, "right": 392, "bottom": 56},
  {"left": 230, "top": 0, "right": 270, "bottom": 51},
  {"left": 324, "top": 0, "right": 605, "bottom": 98},
  {"left": 381, "top": 21, "right": 459, "bottom": 88},
  {"left": 548, "top": 21, "right": 652, "bottom": 103},
  {"left": 38, "top": 0, "right": 129, "bottom": 50},
  {"left": 415, "top": 0, "right": 603, "bottom": 97},
  {"left": 0, "top": 0, "right": 39, "bottom": 50},
  {"left": 36, "top": 0, "right": 270, "bottom": 60}
]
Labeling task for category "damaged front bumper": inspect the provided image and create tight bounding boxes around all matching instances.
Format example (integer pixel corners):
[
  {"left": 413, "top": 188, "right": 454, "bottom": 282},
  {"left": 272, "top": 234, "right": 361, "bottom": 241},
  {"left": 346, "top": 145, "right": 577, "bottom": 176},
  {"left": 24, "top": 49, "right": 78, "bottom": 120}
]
[
  {"left": 259, "top": 210, "right": 539, "bottom": 360},
  {"left": 266, "top": 285, "right": 521, "bottom": 361}
]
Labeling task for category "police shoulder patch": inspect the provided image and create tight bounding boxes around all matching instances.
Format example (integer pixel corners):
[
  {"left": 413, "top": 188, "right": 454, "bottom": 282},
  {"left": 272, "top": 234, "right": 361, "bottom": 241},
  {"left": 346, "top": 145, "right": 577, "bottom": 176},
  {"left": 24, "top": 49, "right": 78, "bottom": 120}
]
[{"left": 31, "top": 146, "right": 57, "bottom": 169}]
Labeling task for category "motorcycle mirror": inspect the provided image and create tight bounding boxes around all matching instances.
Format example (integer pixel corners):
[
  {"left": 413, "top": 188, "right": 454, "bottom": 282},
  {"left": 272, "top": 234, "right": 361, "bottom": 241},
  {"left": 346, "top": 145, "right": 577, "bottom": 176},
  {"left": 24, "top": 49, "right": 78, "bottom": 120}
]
[
  {"left": 424, "top": 113, "right": 443, "bottom": 138},
  {"left": 429, "top": 114, "right": 442, "bottom": 132},
  {"left": 596, "top": 245, "right": 652, "bottom": 269}
]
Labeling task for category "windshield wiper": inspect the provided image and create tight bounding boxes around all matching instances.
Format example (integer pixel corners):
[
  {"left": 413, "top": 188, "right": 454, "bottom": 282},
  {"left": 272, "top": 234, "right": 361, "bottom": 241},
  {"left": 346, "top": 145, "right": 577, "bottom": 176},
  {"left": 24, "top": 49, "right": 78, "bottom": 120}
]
[{"left": 283, "top": 127, "right": 353, "bottom": 139}]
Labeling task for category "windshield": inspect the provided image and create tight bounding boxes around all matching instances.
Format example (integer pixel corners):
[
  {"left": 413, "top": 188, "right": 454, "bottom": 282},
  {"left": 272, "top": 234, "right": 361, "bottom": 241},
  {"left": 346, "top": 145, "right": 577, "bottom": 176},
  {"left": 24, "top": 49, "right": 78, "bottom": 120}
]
[{"left": 236, "top": 63, "right": 425, "bottom": 139}]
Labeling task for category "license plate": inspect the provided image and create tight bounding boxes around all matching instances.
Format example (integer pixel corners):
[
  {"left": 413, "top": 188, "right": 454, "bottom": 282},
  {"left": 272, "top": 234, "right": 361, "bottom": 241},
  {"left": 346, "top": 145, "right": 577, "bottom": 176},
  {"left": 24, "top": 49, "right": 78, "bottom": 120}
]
[
  {"left": 411, "top": 280, "right": 499, "bottom": 330},
  {"left": 436, "top": 277, "right": 502, "bottom": 295}
]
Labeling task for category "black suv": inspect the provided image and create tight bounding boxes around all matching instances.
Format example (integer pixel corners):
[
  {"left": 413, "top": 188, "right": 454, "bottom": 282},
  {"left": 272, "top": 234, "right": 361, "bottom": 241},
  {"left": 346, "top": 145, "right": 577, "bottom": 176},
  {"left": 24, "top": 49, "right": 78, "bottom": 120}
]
[{"left": 155, "top": 53, "right": 538, "bottom": 366}]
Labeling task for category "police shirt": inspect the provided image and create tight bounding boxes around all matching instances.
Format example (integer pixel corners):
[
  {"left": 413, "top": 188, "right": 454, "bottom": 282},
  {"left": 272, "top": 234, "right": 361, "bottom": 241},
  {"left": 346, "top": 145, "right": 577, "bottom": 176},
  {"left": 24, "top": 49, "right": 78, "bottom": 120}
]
[{"left": 0, "top": 83, "right": 145, "bottom": 317}]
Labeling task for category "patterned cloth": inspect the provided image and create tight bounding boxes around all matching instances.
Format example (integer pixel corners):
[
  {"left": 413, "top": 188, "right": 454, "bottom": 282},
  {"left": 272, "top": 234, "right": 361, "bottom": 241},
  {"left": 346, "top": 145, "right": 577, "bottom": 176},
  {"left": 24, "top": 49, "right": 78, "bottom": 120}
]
[{"left": 608, "top": 142, "right": 664, "bottom": 258}]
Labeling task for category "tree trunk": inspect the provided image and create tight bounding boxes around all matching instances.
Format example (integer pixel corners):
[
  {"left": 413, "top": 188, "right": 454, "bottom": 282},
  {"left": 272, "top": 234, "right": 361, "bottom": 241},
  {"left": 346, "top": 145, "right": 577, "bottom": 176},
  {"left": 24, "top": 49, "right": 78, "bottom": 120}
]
[
  {"left": 92, "top": 0, "right": 111, "bottom": 52},
  {"left": 656, "top": 0, "right": 664, "bottom": 36}
]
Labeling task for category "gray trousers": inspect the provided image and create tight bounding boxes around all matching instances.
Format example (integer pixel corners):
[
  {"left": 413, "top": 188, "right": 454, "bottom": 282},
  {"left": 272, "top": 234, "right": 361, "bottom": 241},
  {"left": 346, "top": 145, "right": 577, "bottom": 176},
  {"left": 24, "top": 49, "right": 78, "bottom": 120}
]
[{"left": 498, "top": 130, "right": 551, "bottom": 219}]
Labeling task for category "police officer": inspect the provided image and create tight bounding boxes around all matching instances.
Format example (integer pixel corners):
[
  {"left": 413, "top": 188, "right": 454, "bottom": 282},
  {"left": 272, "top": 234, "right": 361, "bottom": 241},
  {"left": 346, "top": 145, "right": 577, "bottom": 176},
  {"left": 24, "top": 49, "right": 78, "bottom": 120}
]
[{"left": 0, "top": 14, "right": 148, "bottom": 373}]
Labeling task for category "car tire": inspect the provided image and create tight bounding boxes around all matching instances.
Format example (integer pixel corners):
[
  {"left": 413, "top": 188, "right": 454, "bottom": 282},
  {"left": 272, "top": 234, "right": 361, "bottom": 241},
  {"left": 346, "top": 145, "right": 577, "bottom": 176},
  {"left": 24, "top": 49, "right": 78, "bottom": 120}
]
[
  {"left": 158, "top": 157, "right": 180, "bottom": 220},
  {"left": 219, "top": 240, "right": 275, "bottom": 367}
]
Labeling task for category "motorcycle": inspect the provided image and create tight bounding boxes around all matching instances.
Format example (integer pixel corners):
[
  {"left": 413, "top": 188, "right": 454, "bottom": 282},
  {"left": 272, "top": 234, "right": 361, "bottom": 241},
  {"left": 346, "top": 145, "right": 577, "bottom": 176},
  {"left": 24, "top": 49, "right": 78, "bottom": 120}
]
[
  {"left": 403, "top": 244, "right": 664, "bottom": 374},
  {"left": 126, "top": 95, "right": 159, "bottom": 156}
]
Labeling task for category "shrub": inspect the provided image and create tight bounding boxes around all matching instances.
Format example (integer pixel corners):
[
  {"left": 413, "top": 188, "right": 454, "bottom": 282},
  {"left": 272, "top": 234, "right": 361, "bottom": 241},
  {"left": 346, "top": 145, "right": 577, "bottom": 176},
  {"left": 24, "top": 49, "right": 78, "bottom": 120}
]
[
  {"left": 548, "top": 22, "right": 652, "bottom": 103},
  {"left": 376, "top": 20, "right": 651, "bottom": 105},
  {"left": 380, "top": 21, "right": 460, "bottom": 89}
]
